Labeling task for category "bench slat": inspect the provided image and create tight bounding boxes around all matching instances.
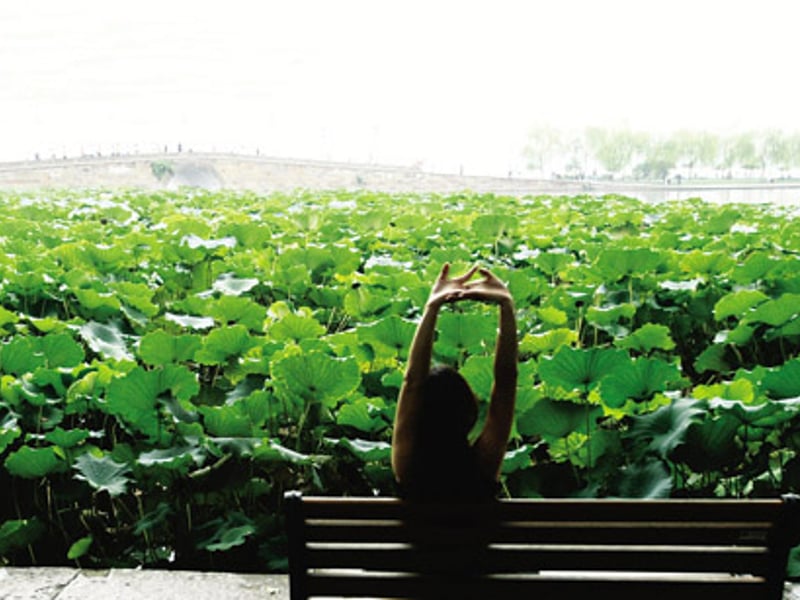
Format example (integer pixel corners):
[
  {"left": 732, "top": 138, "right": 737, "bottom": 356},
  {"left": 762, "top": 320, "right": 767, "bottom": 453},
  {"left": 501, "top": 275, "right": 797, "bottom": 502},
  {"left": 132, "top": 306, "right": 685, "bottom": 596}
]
[
  {"left": 304, "top": 520, "right": 773, "bottom": 546},
  {"left": 298, "top": 497, "right": 786, "bottom": 522},
  {"left": 306, "top": 572, "right": 770, "bottom": 600},
  {"left": 305, "top": 544, "right": 772, "bottom": 574}
]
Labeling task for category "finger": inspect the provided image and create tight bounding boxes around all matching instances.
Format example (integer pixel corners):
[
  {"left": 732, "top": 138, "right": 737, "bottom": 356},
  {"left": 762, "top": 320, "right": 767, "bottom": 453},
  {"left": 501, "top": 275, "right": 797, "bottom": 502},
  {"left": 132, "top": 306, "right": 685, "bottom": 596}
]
[
  {"left": 455, "top": 264, "right": 479, "bottom": 282},
  {"left": 438, "top": 263, "right": 451, "bottom": 281}
]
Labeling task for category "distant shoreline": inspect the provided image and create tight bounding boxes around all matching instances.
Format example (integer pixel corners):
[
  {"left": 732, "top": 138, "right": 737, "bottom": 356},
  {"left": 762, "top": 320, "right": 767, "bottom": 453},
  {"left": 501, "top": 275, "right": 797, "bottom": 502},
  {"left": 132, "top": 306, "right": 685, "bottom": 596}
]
[{"left": 1, "top": 153, "right": 799, "bottom": 202}]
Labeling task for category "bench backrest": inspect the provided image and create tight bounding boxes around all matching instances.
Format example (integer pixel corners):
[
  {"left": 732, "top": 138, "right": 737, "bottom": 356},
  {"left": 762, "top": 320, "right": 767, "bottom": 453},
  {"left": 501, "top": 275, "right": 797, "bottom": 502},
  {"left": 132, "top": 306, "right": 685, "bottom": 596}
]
[{"left": 284, "top": 492, "right": 800, "bottom": 600}]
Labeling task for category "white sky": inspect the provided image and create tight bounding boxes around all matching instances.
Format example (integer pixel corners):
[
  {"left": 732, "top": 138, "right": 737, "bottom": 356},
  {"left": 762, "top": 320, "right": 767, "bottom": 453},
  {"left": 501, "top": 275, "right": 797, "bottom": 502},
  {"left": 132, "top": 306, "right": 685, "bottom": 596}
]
[{"left": 1, "top": 0, "right": 799, "bottom": 174}]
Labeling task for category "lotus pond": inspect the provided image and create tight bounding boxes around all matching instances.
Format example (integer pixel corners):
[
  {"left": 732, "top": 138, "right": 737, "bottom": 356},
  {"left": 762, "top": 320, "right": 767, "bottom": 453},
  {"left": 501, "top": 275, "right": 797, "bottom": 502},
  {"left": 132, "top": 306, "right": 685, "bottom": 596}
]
[{"left": 0, "top": 189, "right": 799, "bottom": 571}]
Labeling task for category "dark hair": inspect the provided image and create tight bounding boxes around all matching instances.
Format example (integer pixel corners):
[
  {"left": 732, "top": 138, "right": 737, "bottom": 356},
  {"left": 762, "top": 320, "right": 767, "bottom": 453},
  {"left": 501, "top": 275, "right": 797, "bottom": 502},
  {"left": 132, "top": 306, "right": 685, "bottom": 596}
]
[{"left": 417, "top": 365, "right": 478, "bottom": 443}]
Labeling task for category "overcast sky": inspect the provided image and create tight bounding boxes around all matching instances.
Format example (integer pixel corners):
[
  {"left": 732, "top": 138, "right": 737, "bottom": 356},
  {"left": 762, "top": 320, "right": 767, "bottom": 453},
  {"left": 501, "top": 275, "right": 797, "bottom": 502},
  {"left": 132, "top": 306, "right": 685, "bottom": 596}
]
[{"left": 1, "top": 1, "right": 799, "bottom": 174}]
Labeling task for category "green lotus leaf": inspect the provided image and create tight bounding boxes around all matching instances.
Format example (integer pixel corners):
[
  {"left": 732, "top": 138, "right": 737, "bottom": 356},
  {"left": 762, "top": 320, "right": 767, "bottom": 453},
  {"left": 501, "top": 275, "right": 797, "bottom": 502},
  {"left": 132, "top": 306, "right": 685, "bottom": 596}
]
[
  {"left": 137, "top": 445, "right": 205, "bottom": 469},
  {"left": 207, "top": 296, "right": 267, "bottom": 331},
  {"left": 381, "top": 369, "right": 404, "bottom": 390},
  {"left": 709, "top": 397, "right": 800, "bottom": 428},
  {"left": 519, "top": 329, "right": 578, "bottom": 355},
  {"left": 746, "top": 293, "right": 800, "bottom": 326},
  {"left": 329, "top": 437, "right": 391, "bottom": 462},
  {"left": 693, "top": 378, "right": 755, "bottom": 402},
  {"left": 537, "top": 306, "right": 568, "bottom": 326},
  {"left": 723, "top": 322, "right": 756, "bottom": 345},
  {"left": 73, "top": 452, "right": 132, "bottom": 497},
  {"left": 539, "top": 346, "right": 630, "bottom": 393},
  {"left": 762, "top": 359, "right": 800, "bottom": 399},
  {"left": 31, "top": 317, "right": 66, "bottom": 335},
  {"left": 616, "top": 460, "right": 672, "bottom": 498},
  {"left": 600, "top": 357, "right": 682, "bottom": 408},
  {"left": 501, "top": 445, "right": 534, "bottom": 474},
  {"left": 586, "top": 303, "right": 637, "bottom": 326},
  {"left": 595, "top": 248, "right": 664, "bottom": 282},
  {"left": 158, "top": 364, "right": 199, "bottom": 403},
  {"left": 437, "top": 311, "right": 497, "bottom": 358},
  {"left": 67, "top": 535, "right": 93, "bottom": 560},
  {"left": 627, "top": 398, "right": 704, "bottom": 458},
  {"left": 108, "top": 281, "right": 159, "bottom": 317},
  {"left": 1, "top": 337, "right": 46, "bottom": 375},
  {"left": 336, "top": 396, "right": 387, "bottom": 433},
  {"left": 106, "top": 367, "right": 161, "bottom": 438},
  {"left": 199, "top": 404, "right": 253, "bottom": 437},
  {"left": 472, "top": 213, "right": 517, "bottom": 238},
  {"left": 732, "top": 251, "right": 777, "bottom": 284},
  {"left": 504, "top": 269, "right": 546, "bottom": 303},
  {"left": 694, "top": 344, "right": 731, "bottom": 374},
  {"left": 5, "top": 445, "right": 67, "bottom": 478},
  {"left": 671, "top": 415, "right": 743, "bottom": 472},
  {"left": 207, "top": 437, "right": 263, "bottom": 458},
  {"left": 44, "top": 427, "right": 90, "bottom": 449},
  {"left": 271, "top": 350, "right": 360, "bottom": 408},
  {"left": 79, "top": 321, "right": 134, "bottom": 361},
  {"left": 40, "top": 333, "right": 85, "bottom": 368},
  {"left": 139, "top": 329, "right": 203, "bottom": 366},
  {"left": 343, "top": 286, "right": 393, "bottom": 318},
  {"left": 616, "top": 324, "right": 675, "bottom": 353},
  {"left": 197, "top": 514, "right": 255, "bottom": 552},
  {"left": 679, "top": 250, "right": 735, "bottom": 276},
  {"left": 713, "top": 289, "right": 769, "bottom": 321},
  {"left": 73, "top": 288, "right": 122, "bottom": 319},
  {"left": 88, "top": 243, "right": 127, "bottom": 266},
  {"left": 195, "top": 325, "right": 255, "bottom": 365},
  {"left": 0, "top": 306, "right": 19, "bottom": 329},
  {"left": 212, "top": 273, "right": 259, "bottom": 296},
  {"left": 777, "top": 318, "right": 800, "bottom": 337},
  {"left": 269, "top": 312, "right": 326, "bottom": 342},
  {"left": 356, "top": 315, "right": 416, "bottom": 358},
  {"left": 0, "top": 518, "right": 45, "bottom": 556},
  {"left": 253, "top": 439, "right": 311, "bottom": 465},
  {"left": 516, "top": 398, "right": 602, "bottom": 439},
  {"left": 165, "top": 312, "right": 215, "bottom": 330},
  {"left": 0, "top": 414, "right": 21, "bottom": 455},
  {"left": 219, "top": 222, "right": 273, "bottom": 247},
  {"left": 181, "top": 233, "right": 236, "bottom": 252},
  {"left": 277, "top": 246, "right": 336, "bottom": 281},
  {"left": 459, "top": 355, "right": 494, "bottom": 401},
  {"left": 532, "top": 251, "right": 573, "bottom": 277}
]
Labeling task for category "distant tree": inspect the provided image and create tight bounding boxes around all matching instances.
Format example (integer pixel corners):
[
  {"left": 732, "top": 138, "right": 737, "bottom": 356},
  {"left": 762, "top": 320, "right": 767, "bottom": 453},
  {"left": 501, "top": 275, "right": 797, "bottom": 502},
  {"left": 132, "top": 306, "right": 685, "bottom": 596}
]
[
  {"left": 524, "top": 126, "right": 563, "bottom": 175},
  {"left": 763, "top": 130, "right": 793, "bottom": 174},
  {"left": 732, "top": 132, "right": 760, "bottom": 174},
  {"left": 585, "top": 127, "right": 646, "bottom": 176},
  {"left": 563, "top": 134, "right": 588, "bottom": 178},
  {"left": 669, "top": 130, "right": 718, "bottom": 178}
]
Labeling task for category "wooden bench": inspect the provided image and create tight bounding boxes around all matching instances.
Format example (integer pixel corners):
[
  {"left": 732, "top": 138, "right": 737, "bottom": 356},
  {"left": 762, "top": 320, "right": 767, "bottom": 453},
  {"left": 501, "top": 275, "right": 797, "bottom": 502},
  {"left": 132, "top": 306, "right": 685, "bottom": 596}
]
[{"left": 284, "top": 491, "right": 800, "bottom": 600}]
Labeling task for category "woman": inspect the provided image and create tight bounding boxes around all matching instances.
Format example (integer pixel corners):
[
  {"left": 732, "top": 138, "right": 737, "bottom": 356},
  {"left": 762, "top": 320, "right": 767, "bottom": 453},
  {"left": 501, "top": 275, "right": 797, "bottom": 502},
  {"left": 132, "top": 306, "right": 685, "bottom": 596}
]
[{"left": 391, "top": 264, "right": 517, "bottom": 501}]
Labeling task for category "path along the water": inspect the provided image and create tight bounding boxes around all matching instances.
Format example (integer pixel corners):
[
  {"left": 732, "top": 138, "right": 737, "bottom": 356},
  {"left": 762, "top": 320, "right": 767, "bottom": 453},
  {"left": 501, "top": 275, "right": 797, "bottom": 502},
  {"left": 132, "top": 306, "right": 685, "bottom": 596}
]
[{"left": 3, "top": 568, "right": 800, "bottom": 600}]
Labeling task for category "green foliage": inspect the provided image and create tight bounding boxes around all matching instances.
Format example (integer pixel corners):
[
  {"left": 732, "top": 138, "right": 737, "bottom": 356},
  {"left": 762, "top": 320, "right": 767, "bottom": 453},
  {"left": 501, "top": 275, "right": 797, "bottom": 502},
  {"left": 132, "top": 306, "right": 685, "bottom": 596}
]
[{"left": 1, "top": 189, "right": 800, "bottom": 572}]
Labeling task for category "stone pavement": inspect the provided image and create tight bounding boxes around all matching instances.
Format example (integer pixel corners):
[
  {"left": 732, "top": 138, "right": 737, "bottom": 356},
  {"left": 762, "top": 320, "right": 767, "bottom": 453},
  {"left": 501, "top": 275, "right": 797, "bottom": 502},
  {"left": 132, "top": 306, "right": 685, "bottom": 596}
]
[
  {"left": 2, "top": 567, "right": 800, "bottom": 599},
  {"left": 0, "top": 568, "right": 289, "bottom": 600}
]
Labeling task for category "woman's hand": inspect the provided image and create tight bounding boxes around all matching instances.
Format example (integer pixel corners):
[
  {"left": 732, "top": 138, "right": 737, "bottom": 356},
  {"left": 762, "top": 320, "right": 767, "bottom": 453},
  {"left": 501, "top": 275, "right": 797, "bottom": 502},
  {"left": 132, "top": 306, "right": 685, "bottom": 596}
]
[
  {"left": 426, "top": 263, "right": 478, "bottom": 308},
  {"left": 462, "top": 268, "right": 513, "bottom": 306}
]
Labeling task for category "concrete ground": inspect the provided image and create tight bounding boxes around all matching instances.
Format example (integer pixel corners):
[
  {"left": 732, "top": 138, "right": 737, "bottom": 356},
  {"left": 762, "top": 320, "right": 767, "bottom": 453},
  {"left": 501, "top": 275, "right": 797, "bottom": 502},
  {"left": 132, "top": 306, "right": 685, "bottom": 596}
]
[
  {"left": 2, "top": 568, "right": 800, "bottom": 599},
  {"left": 0, "top": 568, "right": 289, "bottom": 600}
]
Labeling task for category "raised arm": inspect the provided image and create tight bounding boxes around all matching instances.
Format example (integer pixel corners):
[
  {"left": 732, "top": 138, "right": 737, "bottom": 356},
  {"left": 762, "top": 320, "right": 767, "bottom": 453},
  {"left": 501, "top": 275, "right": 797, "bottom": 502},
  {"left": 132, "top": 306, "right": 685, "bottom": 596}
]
[
  {"left": 391, "top": 264, "right": 477, "bottom": 483},
  {"left": 465, "top": 269, "right": 518, "bottom": 480}
]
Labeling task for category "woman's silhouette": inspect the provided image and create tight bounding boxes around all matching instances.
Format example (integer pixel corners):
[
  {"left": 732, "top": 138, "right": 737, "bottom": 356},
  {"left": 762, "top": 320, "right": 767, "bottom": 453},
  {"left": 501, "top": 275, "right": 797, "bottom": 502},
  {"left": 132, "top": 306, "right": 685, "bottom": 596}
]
[{"left": 391, "top": 264, "right": 517, "bottom": 501}]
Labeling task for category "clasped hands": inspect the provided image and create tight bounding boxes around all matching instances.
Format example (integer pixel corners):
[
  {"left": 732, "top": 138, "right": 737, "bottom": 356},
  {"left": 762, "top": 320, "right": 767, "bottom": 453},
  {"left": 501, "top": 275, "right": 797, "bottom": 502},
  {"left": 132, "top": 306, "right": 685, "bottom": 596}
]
[{"left": 427, "top": 263, "right": 513, "bottom": 309}]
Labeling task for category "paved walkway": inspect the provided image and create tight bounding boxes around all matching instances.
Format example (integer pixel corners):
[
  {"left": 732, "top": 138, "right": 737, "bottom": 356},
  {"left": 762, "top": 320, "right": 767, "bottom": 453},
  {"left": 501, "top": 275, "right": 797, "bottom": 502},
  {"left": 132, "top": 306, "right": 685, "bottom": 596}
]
[
  {"left": 0, "top": 568, "right": 289, "bottom": 600},
  {"left": 3, "top": 567, "right": 800, "bottom": 599}
]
